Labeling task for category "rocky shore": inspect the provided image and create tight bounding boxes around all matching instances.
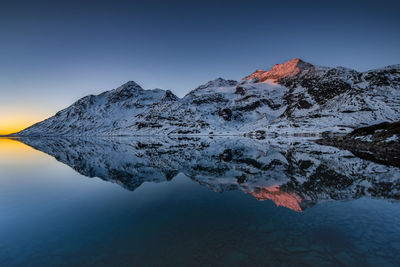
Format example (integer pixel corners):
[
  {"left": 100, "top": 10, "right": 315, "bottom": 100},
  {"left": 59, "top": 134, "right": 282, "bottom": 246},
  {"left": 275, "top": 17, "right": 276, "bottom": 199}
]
[{"left": 317, "top": 121, "right": 400, "bottom": 168}]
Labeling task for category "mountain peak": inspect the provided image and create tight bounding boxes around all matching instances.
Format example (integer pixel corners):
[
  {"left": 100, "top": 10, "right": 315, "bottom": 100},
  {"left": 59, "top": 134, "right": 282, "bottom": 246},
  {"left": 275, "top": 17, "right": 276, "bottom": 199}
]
[
  {"left": 115, "top": 81, "right": 143, "bottom": 92},
  {"left": 162, "top": 90, "right": 179, "bottom": 102},
  {"left": 105, "top": 81, "right": 143, "bottom": 103},
  {"left": 242, "top": 58, "right": 314, "bottom": 83},
  {"left": 278, "top": 57, "right": 311, "bottom": 67},
  {"left": 272, "top": 58, "right": 313, "bottom": 71},
  {"left": 194, "top": 77, "right": 238, "bottom": 91}
]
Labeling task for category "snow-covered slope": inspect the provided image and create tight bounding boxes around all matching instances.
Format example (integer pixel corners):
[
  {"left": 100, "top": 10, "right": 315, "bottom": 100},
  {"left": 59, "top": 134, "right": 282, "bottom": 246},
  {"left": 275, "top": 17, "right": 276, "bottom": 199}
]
[
  {"left": 15, "top": 59, "right": 400, "bottom": 136},
  {"left": 16, "top": 81, "right": 179, "bottom": 136}
]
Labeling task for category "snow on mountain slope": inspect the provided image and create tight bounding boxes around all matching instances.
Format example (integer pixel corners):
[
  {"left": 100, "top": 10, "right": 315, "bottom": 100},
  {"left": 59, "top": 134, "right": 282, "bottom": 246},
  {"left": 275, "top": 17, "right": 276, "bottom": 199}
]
[
  {"left": 14, "top": 59, "right": 400, "bottom": 136},
  {"left": 17, "top": 81, "right": 179, "bottom": 136},
  {"left": 264, "top": 62, "right": 400, "bottom": 134}
]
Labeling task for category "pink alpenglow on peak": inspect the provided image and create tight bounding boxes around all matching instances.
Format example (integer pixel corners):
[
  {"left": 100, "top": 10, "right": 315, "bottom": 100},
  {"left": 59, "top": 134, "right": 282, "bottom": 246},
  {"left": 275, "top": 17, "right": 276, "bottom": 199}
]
[{"left": 242, "top": 58, "right": 314, "bottom": 83}]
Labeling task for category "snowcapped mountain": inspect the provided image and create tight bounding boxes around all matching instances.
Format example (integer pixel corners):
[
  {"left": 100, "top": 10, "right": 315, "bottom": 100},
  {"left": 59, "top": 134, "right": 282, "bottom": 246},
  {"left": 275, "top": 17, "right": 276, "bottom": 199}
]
[{"left": 14, "top": 58, "right": 400, "bottom": 136}]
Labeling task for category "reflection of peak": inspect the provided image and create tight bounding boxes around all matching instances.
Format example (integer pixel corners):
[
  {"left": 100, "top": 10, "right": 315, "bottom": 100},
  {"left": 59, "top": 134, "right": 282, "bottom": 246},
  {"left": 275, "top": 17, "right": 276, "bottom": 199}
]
[
  {"left": 15, "top": 137, "right": 400, "bottom": 212},
  {"left": 248, "top": 185, "right": 304, "bottom": 212}
]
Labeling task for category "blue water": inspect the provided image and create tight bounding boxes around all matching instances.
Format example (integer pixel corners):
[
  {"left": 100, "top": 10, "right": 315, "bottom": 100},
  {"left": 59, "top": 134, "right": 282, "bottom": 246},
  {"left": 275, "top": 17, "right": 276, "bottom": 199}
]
[{"left": 1, "top": 137, "right": 400, "bottom": 266}]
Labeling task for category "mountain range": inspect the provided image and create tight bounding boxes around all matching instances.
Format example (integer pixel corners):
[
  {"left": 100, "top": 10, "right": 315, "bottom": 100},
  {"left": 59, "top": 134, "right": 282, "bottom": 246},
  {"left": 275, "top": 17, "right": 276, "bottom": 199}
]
[{"left": 13, "top": 58, "right": 400, "bottom": 136}]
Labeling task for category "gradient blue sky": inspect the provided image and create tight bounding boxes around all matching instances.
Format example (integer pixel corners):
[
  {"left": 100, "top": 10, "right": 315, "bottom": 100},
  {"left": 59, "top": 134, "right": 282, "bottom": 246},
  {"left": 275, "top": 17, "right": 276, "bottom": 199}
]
[{"left": 1, "top": 0, "right": 400, "bottom": 133}]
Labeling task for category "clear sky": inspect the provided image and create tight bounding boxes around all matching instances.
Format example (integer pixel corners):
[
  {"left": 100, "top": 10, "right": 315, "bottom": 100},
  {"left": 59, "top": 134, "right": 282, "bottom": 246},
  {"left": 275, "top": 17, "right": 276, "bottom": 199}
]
[{"left": 1, "top": 0, "right": 400, "bottom": 134}]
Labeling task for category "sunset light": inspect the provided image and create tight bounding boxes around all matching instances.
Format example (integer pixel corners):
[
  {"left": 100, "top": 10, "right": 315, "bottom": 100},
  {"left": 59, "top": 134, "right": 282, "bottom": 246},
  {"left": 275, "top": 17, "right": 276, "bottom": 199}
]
[
  {"left": 1, "top": 0, "right": 399, "bottom": 266},
  {"left": 0, "top": 110, "right": 47, "bottom": 135}
]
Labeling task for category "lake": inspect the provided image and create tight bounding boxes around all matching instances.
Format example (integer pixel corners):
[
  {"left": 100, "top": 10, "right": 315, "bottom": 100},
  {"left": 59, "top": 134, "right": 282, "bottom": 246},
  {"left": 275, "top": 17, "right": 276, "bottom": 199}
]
[{"left": 1, "top": 136, "right": 400, "bottom": 266}]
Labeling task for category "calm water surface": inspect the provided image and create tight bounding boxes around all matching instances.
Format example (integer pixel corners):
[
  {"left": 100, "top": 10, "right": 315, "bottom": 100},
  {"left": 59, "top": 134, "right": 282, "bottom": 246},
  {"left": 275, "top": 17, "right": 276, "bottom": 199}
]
[{"left": 0, "top": 137, "right": 400, "bottom": 266}]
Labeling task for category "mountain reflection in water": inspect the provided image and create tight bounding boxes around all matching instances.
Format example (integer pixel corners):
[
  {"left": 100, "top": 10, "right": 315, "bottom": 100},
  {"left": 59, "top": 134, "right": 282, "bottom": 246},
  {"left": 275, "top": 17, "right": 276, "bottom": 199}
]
[
  {"left": 248, "top": 186, "right": 304, "bottom": 212},
  {"left": 14, "top": 136, "right": 400, "bottom": 212}
]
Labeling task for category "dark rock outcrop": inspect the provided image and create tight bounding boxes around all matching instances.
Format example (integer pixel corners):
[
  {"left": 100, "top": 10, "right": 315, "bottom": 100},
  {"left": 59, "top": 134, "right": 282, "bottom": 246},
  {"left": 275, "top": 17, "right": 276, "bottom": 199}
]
[{"left": 317, "top": 121, "right": 400, "bottom": 168}]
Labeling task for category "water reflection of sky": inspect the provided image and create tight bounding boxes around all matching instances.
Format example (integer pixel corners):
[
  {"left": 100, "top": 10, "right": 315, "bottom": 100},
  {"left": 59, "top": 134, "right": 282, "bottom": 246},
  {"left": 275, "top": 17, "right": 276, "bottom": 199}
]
[{"left": 1, "top": 138, "right": 400, "bottom": 266}]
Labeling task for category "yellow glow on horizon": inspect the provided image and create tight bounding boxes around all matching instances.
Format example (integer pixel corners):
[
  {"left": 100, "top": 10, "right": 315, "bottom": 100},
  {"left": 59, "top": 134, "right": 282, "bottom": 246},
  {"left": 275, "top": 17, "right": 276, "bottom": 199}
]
[{"left": 0, "top": 111, "right": 48, "bottom": 135}]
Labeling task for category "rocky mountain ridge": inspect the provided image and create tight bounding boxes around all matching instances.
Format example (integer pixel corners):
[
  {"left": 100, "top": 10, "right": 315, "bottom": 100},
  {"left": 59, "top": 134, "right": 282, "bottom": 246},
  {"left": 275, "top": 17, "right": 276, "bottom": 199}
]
[
  {"left": 317, "top": 121, "right": 400, "bottom": 167},
  {"left": 14, "top": 58, "right": 400, "bottom": 136}
]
